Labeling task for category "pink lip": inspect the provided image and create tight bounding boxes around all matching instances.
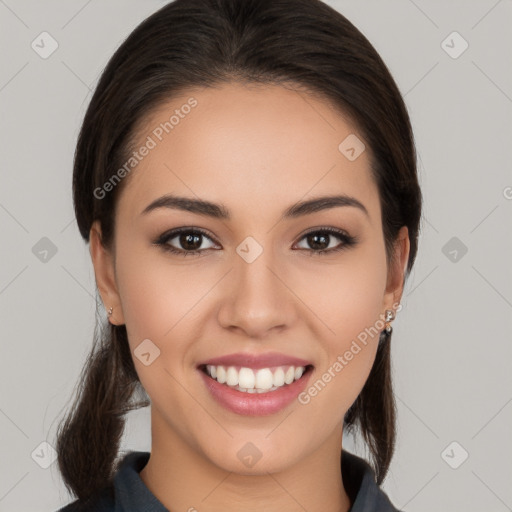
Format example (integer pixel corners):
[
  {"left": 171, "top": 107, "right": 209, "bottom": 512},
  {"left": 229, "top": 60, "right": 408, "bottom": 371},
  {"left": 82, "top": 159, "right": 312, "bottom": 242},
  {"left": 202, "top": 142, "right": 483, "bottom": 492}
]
[
  {"left": 198, "top": 352, "right": 312, "bottom": 370},
  {"left": 198, "top": 366, "right": 314, "bottom": 416}
]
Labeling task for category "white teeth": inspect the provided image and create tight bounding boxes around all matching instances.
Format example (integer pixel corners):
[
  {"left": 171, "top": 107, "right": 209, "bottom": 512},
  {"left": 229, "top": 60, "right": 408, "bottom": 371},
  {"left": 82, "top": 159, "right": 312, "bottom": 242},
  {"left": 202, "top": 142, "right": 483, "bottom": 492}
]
[
  {"left": 284, "top": 366, "right": 295, "bottom": 385},
  {"left": 273, "top": 367, "right": 285, "bottom": 387},
  {"left": 216, "top": 366, "right": 226, "bottom": 384},
  {"left": 255, "top": 368, "right": 273, "bottom": 390},
  {"left": 204, "top": 364, "right": 308, "bottom": 392},
  {"left": 231, "top": 384, "right": 280, "bottom": 393},
  {"left": 238, "top": 367, "right": 255, "bottom": 389},
  {"left": 226, "top": 366, "right": 238, "bottom": 386}
]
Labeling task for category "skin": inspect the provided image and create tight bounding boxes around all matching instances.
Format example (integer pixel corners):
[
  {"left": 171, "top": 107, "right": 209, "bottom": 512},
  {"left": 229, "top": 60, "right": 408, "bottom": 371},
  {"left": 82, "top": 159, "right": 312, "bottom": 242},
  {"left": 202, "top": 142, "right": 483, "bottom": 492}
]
[{"left": 90, "top": 82, "right": 409, "bottom": 512}]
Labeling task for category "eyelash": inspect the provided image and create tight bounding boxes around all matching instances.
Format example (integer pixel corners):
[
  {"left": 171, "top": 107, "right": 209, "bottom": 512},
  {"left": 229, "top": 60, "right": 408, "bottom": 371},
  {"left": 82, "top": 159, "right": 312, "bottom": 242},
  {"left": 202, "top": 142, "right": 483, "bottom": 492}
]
[{"left": 153, "top": 226, "right": 358, "bottom": 257}]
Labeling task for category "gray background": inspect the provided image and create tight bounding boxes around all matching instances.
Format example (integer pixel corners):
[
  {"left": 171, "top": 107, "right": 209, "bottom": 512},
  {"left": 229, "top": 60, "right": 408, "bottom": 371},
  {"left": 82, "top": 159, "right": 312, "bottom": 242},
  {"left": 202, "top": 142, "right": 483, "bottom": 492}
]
[{"left": 1, "top": 0, "right": 511, "bottom": 511}]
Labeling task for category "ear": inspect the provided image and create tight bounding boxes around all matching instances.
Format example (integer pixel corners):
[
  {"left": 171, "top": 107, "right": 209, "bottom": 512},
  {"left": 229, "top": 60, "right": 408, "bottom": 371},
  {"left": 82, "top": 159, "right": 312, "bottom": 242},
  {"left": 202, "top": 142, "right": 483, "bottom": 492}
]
[
  {"left": 89, "top": 220, "right": 125, "bottom": 325},
  {"left": 382, "top": 225, "right": 410, "bottom": 313}
]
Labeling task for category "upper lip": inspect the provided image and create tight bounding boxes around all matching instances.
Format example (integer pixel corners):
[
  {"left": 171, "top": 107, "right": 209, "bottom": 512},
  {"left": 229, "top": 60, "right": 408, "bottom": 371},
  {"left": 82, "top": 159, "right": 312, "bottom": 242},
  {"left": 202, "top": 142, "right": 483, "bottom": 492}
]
[{"left": 198, "top": 352, "right": 313, "bottom": 369}]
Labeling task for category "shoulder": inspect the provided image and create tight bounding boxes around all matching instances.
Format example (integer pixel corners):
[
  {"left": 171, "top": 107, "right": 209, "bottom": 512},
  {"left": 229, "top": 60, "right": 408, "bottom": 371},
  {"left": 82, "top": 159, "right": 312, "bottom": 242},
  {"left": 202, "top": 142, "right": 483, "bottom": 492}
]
[
  {"left": 56, "top": 451, "right": 157, "bottom": 512},
  {"left": 55, "top": 485, "right": 114, "bottom": 512},
  {"left": 341, "top": 450, "right": 403, "bottom": 512}
]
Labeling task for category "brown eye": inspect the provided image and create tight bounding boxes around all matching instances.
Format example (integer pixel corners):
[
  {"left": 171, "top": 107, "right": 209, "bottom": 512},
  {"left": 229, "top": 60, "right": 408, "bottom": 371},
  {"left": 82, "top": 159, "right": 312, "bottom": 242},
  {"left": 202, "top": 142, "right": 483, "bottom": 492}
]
[
  {"left": 294, "top": 228, "right": 357, "bottom": 255},
  {"left": 154, "top": 228, "right": 218, "bottom": 256},
  {"left": 178, "top": 232, "right": 202, "bottom": 251}
]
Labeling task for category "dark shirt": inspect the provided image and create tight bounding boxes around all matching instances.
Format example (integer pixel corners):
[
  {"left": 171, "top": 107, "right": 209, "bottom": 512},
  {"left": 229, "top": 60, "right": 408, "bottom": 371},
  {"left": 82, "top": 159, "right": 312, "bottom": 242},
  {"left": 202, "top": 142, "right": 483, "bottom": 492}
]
[{"left": 57, "top": 450, "right": 402, "bottom": 511}]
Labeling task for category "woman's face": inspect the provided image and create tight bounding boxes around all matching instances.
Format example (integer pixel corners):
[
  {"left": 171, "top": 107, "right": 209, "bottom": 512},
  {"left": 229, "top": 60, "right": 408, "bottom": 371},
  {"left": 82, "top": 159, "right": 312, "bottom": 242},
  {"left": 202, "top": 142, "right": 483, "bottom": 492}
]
[{"left": 92, "top": 82, "right": 408, "bottom": 474}]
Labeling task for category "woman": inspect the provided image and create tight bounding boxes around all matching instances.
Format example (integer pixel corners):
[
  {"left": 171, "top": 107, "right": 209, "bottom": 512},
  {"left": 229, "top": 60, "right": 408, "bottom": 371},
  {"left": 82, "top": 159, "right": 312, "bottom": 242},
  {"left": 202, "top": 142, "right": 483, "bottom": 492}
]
[{"left": 56, "top": 0, "right": 422, "bottom": 510}]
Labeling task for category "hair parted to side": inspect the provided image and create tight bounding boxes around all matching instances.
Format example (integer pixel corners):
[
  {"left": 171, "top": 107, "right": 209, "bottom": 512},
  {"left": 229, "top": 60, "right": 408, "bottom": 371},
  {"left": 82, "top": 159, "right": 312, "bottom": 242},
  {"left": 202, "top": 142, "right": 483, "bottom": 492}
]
[{"left": 55, "top": 0, "right": 422, "bottom": 503}]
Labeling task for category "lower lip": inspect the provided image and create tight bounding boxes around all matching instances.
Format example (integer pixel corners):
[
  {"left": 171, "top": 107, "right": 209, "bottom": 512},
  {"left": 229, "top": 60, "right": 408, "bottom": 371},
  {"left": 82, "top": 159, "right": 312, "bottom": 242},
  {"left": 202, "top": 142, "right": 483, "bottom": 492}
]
[{"left": 198, "top": 366, "right": 313, "bottom": 416}]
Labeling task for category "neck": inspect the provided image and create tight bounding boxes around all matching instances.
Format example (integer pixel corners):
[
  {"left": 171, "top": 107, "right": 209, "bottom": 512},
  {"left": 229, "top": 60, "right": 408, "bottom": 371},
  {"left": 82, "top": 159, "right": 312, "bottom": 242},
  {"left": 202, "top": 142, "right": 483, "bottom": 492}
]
[{"left": 139, "top": 414, "right": 352, "bottom": 512}]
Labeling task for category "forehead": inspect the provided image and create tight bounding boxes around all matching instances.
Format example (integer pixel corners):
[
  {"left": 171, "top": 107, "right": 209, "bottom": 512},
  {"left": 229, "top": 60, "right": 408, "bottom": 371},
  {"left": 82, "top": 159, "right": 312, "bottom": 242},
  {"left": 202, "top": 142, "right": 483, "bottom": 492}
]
[{"left": 117, "top": 82, "right": 379, "bottom": 225}]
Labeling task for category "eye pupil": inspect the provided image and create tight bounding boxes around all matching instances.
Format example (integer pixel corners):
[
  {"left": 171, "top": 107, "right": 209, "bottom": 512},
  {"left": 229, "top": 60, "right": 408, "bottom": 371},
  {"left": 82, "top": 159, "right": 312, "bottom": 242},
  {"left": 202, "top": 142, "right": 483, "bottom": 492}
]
[
  {"left": 308, "top": 233, "right": 329, "bottom": 250},
  {"left": 181, "top": 233, "right": 201, "bottom": 250}
]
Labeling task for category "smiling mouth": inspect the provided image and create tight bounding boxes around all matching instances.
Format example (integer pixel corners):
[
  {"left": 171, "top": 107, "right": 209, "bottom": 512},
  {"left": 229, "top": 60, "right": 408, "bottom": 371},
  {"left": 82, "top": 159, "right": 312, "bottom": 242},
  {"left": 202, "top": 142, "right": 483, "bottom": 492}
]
[{"left": 198, "top": 364, "right": 314, "bottom": 393}]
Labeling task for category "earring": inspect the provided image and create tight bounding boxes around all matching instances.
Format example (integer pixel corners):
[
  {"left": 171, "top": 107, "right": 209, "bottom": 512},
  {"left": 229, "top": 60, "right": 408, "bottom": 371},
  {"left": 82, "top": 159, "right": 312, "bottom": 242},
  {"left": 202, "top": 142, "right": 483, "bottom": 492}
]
[
  {"left": 384, "top": 309, "right": 395, "bottom": 335},
  {"left": 107, "top": 306, "right": 113, "bottom": 316}
]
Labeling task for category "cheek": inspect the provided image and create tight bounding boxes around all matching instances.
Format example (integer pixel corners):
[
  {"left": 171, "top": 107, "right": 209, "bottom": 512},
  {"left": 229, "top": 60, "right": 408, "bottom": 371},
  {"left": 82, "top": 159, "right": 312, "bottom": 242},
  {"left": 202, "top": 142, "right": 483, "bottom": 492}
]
[
  {"left": 295, "top": 239, "right": 387, "bottom": 341},
  {"left": 114, "top": 240, "right": 216, "bottom": 349},
  {"left": 297, "top": 242, "right": 387, "bottom": 406},
  {"left": 113, "top": 242, "right": 207, "bottom": 408}
]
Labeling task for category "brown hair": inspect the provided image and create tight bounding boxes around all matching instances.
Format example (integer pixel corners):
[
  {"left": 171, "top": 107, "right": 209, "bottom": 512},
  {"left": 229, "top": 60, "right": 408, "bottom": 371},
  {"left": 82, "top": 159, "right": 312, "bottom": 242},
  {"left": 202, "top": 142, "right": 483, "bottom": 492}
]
[{"left": 56, "top": 0, "right": 422, "bottom": 504}]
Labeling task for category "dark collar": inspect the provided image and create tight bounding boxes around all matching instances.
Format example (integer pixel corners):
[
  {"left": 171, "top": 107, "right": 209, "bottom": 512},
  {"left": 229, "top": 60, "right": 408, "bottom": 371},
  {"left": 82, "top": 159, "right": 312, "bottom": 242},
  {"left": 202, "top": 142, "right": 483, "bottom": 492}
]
[{"left": 341, "top": 450, "right": 402, "bottom": 511}]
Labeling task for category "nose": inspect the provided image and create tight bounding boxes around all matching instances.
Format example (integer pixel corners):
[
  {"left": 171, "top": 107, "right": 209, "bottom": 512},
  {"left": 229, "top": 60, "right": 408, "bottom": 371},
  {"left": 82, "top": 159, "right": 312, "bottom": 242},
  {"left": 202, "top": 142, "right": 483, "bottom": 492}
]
[{"left": 216, "top": 244, "right": 298, "bottom": 339}]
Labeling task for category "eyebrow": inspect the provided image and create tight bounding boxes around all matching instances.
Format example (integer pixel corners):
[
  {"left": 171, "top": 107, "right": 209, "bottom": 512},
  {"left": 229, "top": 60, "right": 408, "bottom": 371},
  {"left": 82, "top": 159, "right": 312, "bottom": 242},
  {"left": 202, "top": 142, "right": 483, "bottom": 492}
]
[{"left": 141, "top": 193, "right": 369, "bottom": 220}]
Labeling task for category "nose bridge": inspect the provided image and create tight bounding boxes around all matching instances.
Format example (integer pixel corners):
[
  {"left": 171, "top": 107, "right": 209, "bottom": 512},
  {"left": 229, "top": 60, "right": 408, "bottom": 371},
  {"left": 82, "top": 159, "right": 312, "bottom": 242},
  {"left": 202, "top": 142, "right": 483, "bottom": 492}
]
[
  {"left": 238, "top": 242, "right": 280, "bottom": 296},
  {"left": 217, "top": 235, "right": 295, "bottom": 336}
]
